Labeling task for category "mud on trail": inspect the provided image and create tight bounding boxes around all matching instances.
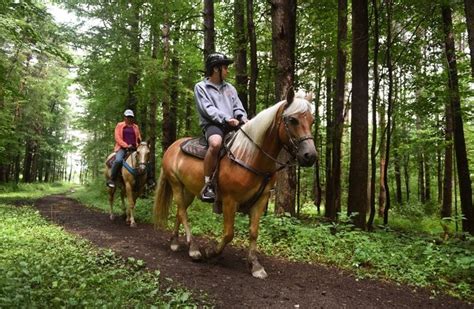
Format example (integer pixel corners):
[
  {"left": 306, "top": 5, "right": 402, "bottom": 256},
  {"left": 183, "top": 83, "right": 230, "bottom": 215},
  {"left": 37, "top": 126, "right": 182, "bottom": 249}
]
[{"left": 32, "top": 194, "right": 470, "bottom": 308}]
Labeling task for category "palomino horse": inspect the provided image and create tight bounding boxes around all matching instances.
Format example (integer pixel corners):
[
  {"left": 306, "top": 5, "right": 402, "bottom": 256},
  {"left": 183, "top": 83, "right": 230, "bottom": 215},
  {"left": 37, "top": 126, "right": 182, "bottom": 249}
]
[
  {"left": 153, "top": 88, "right": 317, "bottom": 278},
  {"left": 105, "top": 141, "right": 151, "bottom": 227}
]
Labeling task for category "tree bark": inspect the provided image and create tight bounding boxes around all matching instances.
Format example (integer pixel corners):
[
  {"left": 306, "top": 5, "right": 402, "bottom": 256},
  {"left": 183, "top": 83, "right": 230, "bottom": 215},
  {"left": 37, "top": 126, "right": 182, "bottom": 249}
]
[
  {"left": 203, "top": 0, "right": 215, "bottom": 60},
  {"left": 368, "top": 0, "right": 380, "bottom": 230},
  {"left": 327, "top": 0, "right": 347, "bottom": 220},
  {"left": 442, "top": 96, "right": 453, "bottom": 218},
  {"left": 442, "top": 4, "right": 474, "bottom": 234},
  {"left": 464, "top": 0, "right": 474, "bottom": 77},
  {"left": 348, "top": 0, "right": 369, "bottom": 229},
  {"left": 247, "top": 0, "right": 258, "bottom": 118},
  {"left": 271, "top": 0, "right": 297, "bottom": 216},
  {"left": 126, "top": 1, "right": 140, "bottom": 113},
  {"left": 234, "top": 0, "right": 248, "bottom": 112},
  {"left": 324, "top": 59, "right": 334, "bottom": 218}
]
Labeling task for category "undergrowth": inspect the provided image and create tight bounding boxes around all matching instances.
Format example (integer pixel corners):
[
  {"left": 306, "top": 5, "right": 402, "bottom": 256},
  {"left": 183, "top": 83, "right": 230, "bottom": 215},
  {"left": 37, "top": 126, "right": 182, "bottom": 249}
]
[
  {"left": 72, "top": 180, "right": 474, "bottom": 302},
  {"left": 0, "top": 183, "right": 205, "bottom": 308}
]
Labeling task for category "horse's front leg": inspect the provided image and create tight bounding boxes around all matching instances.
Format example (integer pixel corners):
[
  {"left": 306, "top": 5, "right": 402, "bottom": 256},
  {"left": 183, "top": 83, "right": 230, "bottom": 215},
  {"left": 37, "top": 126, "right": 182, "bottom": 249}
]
[
  {"left": 107, "top": 187, "right": 115, "bottom": 221},
  {"left": 125, "top": 183, "right": 137, "bottom": 227},
  {"left": 248, "top": 193, "right": 270, "bottom": 279},
  {"left": 205, "top": 199, "right": 237, "bottom": 258}
]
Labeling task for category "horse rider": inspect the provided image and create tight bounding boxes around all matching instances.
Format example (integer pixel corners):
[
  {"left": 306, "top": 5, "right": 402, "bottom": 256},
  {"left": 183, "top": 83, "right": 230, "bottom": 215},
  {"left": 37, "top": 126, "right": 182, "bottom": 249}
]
[
  {"left": 106, "top": 109, "right": 155, "bottom": 188},
  {"left": 194, "top": 52, "right": 249, "bottom": 203}
]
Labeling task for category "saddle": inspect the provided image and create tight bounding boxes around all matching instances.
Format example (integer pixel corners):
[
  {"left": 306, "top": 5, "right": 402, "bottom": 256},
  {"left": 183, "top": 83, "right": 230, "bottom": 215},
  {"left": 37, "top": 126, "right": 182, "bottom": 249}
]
[{"left": 180, "top": 134, "right": 232, "bottom": 160}]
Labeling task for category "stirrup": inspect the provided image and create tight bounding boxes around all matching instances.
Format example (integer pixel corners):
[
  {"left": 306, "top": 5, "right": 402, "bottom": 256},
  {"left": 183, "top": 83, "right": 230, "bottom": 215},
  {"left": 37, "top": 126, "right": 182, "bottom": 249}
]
[
  {"left": 106, "top": 179, "right": 115, "bottom": 188},
  {"left": 200, "top": 183, "right": 215, "bottom": 203}
]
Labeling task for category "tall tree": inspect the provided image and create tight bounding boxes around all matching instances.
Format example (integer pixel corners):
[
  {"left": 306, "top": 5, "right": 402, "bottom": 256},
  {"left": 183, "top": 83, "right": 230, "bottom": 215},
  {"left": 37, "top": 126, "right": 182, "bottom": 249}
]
[
  {"left": 203, "top": 0, "right": 215, "bottom": 59},
  {"left": 442, "top": 93, "right": 453, "bottom": 218},
  {"left": 271, "top": 0, "right": 297, "bottom": 215},
  {"left": 368, "top": 0, "right": 380, "bottom": 230},
  {"left": 234, "top": 0, "right": 248, "bottom": 112},
  {"left": 247, "top": 0, "right": 258, "bottom": 118},
  {"left": 348, "top": 0, "right": 369, "bottom": 229},
  {"left": 326, "top": 0, "right": 347, "bottom": 220},
  {"left": 441, "top": 3, "right": 474, "bottom": 234},
  {"left": 464, "top": 0, "right": 474, "bottom": 77},
  {"left": 126, "top": 1, "right": 141, "bottom": 113}
]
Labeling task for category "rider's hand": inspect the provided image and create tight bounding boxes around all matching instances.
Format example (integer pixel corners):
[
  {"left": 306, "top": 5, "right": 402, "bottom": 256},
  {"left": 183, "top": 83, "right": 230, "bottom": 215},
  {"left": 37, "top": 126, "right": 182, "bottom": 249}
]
[{"left": 226, "top": 118, "right": 240, "bottom": 127}]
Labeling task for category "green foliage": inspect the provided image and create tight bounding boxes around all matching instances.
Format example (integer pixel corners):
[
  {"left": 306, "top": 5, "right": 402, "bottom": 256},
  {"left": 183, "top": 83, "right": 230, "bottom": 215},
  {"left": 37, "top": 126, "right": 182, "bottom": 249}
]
[
  {"left": 73, "top": 182, "right": 474, "bottom": 301},
  {"left": 0, "top": 202, "right": 201, "bottom": 307}
]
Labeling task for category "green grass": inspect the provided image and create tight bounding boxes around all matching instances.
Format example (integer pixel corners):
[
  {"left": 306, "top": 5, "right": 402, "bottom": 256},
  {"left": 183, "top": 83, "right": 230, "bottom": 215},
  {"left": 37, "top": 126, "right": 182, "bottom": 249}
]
[
  {"left": 73, "top": 180, "right": 474, "bottom": 302},
  {"left": 0, "top": 183, "right": 206, "bottom": 308}
]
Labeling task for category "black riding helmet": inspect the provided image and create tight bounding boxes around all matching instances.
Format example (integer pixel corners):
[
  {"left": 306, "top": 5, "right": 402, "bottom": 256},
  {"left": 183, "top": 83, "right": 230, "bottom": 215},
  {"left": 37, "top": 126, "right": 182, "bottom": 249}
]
[{"left": 205, "top": 52, "right": 234, "bottom": 77}]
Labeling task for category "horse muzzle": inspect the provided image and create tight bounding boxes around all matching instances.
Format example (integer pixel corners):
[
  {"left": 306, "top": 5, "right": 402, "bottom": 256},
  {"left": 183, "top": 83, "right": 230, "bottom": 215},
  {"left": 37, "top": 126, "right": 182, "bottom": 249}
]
[{"left": 297, "top": 140, "right": 317, "bottom": 167}]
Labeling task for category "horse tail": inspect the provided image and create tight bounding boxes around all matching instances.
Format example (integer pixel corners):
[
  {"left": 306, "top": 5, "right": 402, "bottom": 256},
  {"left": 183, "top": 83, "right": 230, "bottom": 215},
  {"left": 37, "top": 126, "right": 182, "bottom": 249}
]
[{"left": 153, "top": 167, "right": 172, "bottom": 228}]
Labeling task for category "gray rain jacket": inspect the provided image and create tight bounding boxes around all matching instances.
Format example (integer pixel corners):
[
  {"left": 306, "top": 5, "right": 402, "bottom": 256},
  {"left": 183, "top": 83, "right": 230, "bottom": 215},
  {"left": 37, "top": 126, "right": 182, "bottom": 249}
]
[{"left": 194, "top": 78, "right": 247, "bottom": 129}]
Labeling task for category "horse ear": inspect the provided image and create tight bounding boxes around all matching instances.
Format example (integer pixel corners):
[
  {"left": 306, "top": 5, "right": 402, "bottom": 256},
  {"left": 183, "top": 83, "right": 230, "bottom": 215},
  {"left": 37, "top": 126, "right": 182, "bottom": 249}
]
[{"left": 285, "top": 86, "right": 295, "bottom": 107}]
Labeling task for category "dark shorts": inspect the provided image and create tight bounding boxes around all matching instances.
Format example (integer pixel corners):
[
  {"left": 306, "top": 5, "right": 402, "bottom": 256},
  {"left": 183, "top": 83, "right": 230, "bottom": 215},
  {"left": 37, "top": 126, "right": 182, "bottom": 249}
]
[{"left": 204, "top": 124, "right": 232, "bottom": 140}]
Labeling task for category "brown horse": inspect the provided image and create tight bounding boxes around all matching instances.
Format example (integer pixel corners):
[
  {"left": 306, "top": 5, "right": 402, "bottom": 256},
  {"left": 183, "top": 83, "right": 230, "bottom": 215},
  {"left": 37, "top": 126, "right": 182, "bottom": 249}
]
[
  {"left": 153, "top": 89, "right": 317, "bottom": 278},
  {"left": 105, "top": 142, "right": 151, "bottom": 227}
]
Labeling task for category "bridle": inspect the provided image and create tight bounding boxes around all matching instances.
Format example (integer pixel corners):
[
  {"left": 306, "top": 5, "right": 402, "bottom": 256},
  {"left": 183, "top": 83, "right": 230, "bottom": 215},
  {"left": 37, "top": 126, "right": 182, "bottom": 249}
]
[
  {"left": 124, "top": 145, "right": 148, "bottom": 176},
  {"left": 281, "top": 111, "right": 314, "bottom": 158},
  {"left": 226, "top": 109, "right": 314, "bottom": 174}
]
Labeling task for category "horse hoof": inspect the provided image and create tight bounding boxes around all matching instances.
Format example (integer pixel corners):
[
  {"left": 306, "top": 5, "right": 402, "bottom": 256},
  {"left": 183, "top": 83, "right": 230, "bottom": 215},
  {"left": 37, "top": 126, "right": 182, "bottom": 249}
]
[
  {"left": 109, "top": 214, "right": 115, "bottom": 221},
  {"left": 170, "top": 239, "right": 180, "bottom": 252},
  {"left": 252, "top": 268, "right": 268, "bottom": 279},
  {"left": 189, "top": 249, "right": 202, "bottom": 260},
  {"left": 130, "top": 222, "right": 137, "bottom": 228}
]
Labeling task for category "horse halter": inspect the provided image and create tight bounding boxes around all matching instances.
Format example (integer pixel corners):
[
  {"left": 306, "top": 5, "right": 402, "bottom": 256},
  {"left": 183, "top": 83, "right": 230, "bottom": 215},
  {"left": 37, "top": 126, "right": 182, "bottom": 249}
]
[
  {"left": 281, "top": 110, "right": 314, "bottom": 158},
  {"left": 131, "top": 146, "right": 148, "bottom": 176}
]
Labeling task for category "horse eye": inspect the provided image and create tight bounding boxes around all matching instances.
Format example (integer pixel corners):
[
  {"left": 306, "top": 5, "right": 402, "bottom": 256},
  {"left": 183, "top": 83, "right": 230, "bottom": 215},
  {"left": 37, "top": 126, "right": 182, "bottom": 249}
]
[{"left": 288, "top": 117, "right": 299, "bottom": 126}]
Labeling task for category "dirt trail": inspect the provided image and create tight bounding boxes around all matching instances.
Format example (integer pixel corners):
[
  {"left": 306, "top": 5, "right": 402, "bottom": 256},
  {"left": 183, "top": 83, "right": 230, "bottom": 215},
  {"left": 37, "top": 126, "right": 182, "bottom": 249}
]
[{"left": 32, "top": 194, "right": 471, "bottom": 308}]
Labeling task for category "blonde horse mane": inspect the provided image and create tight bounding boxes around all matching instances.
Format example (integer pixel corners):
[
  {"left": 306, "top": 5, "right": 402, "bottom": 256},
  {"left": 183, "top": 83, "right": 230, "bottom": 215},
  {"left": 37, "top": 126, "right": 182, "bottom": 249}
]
[{"left": 229, "top": 91, "right": 312, "bottom": 161}]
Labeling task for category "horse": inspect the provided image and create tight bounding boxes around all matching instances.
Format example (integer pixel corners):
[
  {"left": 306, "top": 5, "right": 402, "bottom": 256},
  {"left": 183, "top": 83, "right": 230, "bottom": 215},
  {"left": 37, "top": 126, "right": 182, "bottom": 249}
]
[
  {"left": 105, "top": 141, "right": 151, "bottom": 227},
  {"left": 153, "top": 88, "right": 317, "bottom": 278}
]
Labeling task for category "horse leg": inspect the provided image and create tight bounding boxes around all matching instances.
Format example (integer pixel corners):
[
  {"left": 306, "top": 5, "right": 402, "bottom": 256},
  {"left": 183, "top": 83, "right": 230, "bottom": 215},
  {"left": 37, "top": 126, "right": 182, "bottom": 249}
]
[
  {"left": 120, "top": 187, "right": 126, "bottom": 219},
  {"left": 171, "top": 186, "right": 199, "bottom": 259},
  {"left": 125, "top": 182, "right": 137, "bottom": 227},
  {"left": 205, "top": 199, "right": 237, "bottom": 258},
  {"left": 247, "top": 194, "right": 270, "bottom": 279},
  {"left": 108, "top": 187, "right": 115, "bottom": 221}
]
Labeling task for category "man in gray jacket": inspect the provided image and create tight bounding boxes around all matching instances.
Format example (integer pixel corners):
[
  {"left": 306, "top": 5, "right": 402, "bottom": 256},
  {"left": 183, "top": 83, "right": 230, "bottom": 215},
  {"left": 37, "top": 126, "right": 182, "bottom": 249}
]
[{"left": 194, "top": 52, "right": 248, "bottom": 202}]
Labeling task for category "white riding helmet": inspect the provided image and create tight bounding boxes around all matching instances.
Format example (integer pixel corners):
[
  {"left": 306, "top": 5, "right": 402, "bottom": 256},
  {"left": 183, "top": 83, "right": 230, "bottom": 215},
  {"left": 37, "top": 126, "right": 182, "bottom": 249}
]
[{"left": 124, "top": 109, "right": 134, "bottom": 117}]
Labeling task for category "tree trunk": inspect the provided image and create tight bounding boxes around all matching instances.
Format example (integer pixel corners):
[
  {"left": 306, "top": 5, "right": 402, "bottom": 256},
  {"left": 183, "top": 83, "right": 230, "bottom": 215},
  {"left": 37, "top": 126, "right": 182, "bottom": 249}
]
[
  {"left": 271, "top": 0, "right": 297, "bottom": 216},
  {"left": 148, "top": 26, "right": 159, "bottom": 182},
  {"left": 203, "top": 0, "right": 215, "bottom": 60},
  {"left": 464, "top": 0, "right": 474, "bottom": 77},
  {"left": 313, "top": 69, "right": 323, "bottom": 214},
  {"left": 348, "top": 0, "right": 369, "bottom": 229},
  {"left": 247, "top": 0, "right": 258, "bottom": 118},
  {"left": 368, "top": 0, "right": 380, "bottom": 230},
  {"left": 324, "top": 58, "right": 334, "bottom": 219},
  {"left": 234, "top": 0, "right": 248, "bottom": 112},
  {"left": 161, "top": 19, "right": 173, "bottom": 151},
  {"left": 442, "top": 97, "right": 453, "bottom": 218},
  {"left": 442, "top": 4, "right": 474, "bottom": 234},
  {"left": 327, "top": 0, "right": 347, "bottom": 220},
  {"left": 383, "top": 0, "right": 393, "bottom": 225},
  {"left": 126, "top": 1, "right": 140, "bottom": 112}
]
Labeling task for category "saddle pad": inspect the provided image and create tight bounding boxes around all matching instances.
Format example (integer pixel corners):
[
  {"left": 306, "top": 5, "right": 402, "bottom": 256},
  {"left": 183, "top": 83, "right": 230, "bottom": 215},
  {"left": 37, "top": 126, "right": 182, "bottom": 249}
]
[
  {"left": 106, "top": 154, "right": 116, "bottom": 168},
  {"left": 180, "top": 137, "right": 208, "bottom": 159}
]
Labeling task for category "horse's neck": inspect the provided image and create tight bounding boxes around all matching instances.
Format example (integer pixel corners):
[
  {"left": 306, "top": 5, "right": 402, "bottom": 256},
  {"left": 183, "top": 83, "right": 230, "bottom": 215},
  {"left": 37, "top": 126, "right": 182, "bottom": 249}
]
[
  {"left": 125, "top": 151, "right": 135, "bottom": 167},
  {"left": 250, "top": 108, "right": 285, "bottom": 172}
]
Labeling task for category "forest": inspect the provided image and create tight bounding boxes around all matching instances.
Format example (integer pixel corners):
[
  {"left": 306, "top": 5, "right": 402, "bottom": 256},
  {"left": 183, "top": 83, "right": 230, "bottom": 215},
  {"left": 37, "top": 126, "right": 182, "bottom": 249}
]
[
  {"left": 1, "top": 0, "right": 474, "bottom": 306},
  {"left": 1, "top": 0, "right": 472, "bottom": 231}
]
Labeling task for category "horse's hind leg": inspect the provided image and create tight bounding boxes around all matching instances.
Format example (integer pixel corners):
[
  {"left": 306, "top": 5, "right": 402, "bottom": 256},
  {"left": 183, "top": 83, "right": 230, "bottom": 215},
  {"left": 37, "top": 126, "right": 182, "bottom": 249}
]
[
  {"left": 108, "top": 187, "right": 115, "bottom": 221},
  {"left": 171, "top": 185, "right": 199, "bottom": 259}
]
